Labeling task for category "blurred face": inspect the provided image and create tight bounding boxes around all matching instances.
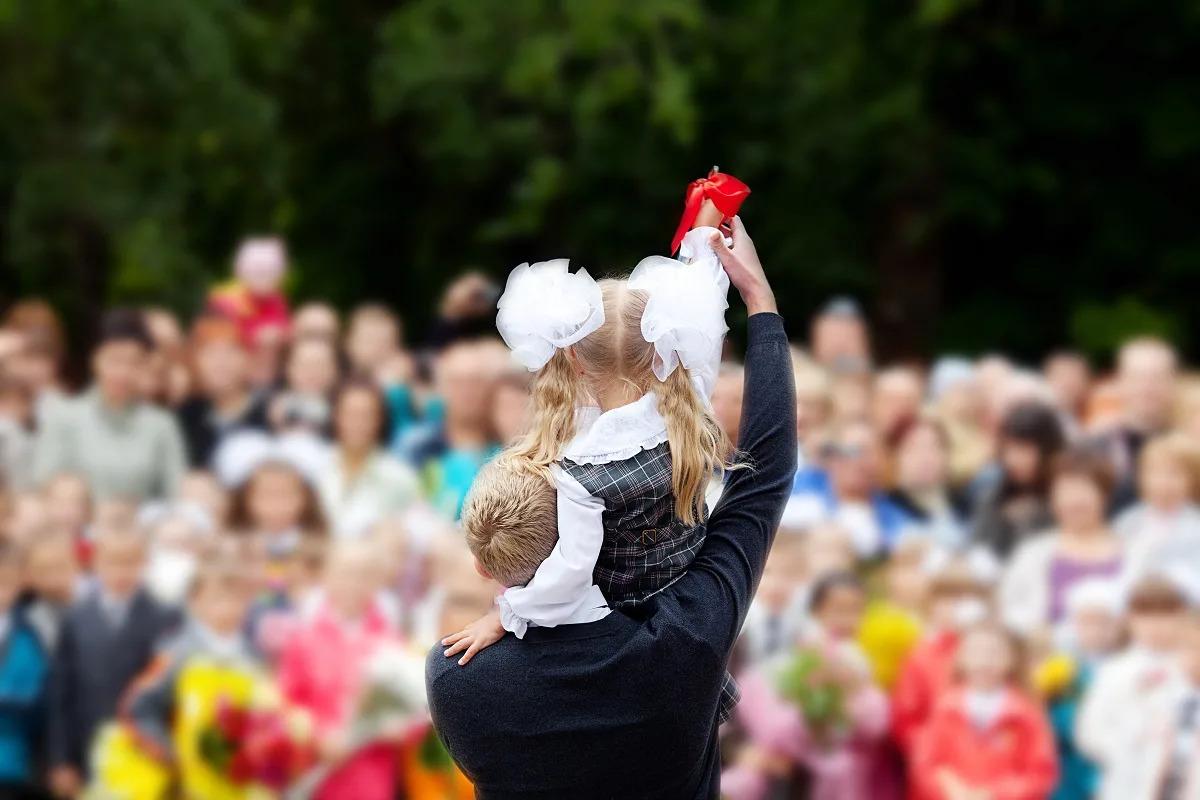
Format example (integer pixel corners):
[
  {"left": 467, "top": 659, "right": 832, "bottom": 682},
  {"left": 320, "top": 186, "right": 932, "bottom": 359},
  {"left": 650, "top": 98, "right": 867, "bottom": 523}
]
[
  {"left": 45, "top": 477, "right": 90, "bottom": 535},
  {"left": 1045, "top": 355, "right": 1090, "bottom": 415},
  {"left": 1119, "top": 344, "right": 1177, "bottom": 431},
  {"left": 286, "top": 338, "right": 338, "bottom": 396},
  {"left": 711, "top": 371, "right": 744, "bottom": 444},
  {"left": 803, "top": 528, "right": 855, "bottom": 580},
  {"left": 324, "top": 548, "right": 379, "bottom": 620},
  {"left": 814, "top": 584, "right": 865, "bottom": 640},
  {"left": 887, "top": 555, "right": 928, "bottom": 610},
  {"left": 336, "top": 387, "right": 383, "bottom": 452},
  {"left": 1072, "top": 608, "right": 1123, "bottom": 658},
  {"left": 180, "top": 472, "right": 229, "bottom": 527},
  {"left": 1000, "top": 439, "right": 1041, "bottom": 487},
  {"left": 235, "top": 243, "right": 286, "bottom": 295},
  {"left": 1051, "top": 473, "right": 1106, "bottom": 533},
  {"left": 438, "top": 346, "right": 491, "bottom": 428},
  {"left": 439, "top": 558, "right": 499, "bottom": 635},
  {"left": 93, "top": 340, "right": 148, "bottom": 406},
  {"left": 346, "top": 316, "right": 399, "bottom": 374},
  {"left": 195, "top": 339, "right": 249, "bottom": 399},
  {"left": 1140, "top": 456, "right": 1191, "bottom": 512},
  {"left": 246, "top": 467, "right": 308, "bottom": 533},
  {"left": 896, "top": 423, "right": 948, "bottom": 492},
  {"left": 7, "top": 350, "right": 57, "bottom": 393},
  {"left": 490, "top": 383, "right": 530, "bottom": 445},
  {"left": 795, "top": 389, "right": 831, "bottom": 443},
  {"left": 24, "top": 540, "right": 78, "bottom": 603},
  {"left": 1131, "top": 609, "right": 1184, "bottom": 653},
  {"left": 193, "top": 579, "right": 254, "bottom": 636},
  {"left": 872, "top": 370, "right": 922, "bottom": 436},
  {"left": 93, "top": 535, "right": 147, "bottom": 598},
  {"left": 292, "top": 304, "right": 339, "bottom": 341},
  {"left": 958, "top": 628, "right": 1014, "bottom": 691},
  {"left": 827, "top": 424, "right": 880, "bottom": 499},
  {"left": 812, "top": 315, "right": 869, "bottom": 368}
]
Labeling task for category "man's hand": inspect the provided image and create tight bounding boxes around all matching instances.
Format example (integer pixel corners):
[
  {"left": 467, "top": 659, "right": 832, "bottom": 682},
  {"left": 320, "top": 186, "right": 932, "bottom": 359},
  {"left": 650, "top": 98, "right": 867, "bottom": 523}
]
[
  {"left": 709, "top": 216, "right": 777, "bottom": 316},
  {"left": 442, "top": 610, "right": 506, "bottom": 666}
]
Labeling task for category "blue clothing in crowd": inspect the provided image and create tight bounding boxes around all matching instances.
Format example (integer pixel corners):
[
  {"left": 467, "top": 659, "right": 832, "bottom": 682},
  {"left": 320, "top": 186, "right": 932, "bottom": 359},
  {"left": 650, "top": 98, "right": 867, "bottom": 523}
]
[{"left": 0, "top": 609, "right": 48, "bottom": 784}]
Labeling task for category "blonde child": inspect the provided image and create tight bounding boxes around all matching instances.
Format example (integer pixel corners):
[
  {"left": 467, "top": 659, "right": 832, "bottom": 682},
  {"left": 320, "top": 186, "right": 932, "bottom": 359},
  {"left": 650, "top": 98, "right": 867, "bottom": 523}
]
[
  {"left": 1115, "top": 432, "right": 1200, "bottom": 579},
  {"left": 913, "top": 622, "right": 1057, "bottom": 800},
  {"left": 443, "top": 215, "right": 746, "bottom": 720}
]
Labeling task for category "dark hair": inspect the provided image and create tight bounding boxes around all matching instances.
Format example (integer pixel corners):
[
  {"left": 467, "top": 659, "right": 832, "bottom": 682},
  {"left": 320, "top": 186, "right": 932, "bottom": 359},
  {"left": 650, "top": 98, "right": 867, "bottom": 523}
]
[
  {"left": 998, "top": 401, "right": 1066, "bottom": 492},
  {"left": 1127, "top": 575, "right": 1188, "bottom": 614},
  {"left": 228, "top": 461, "right": 328, "bottom": 536},
  {"left": 97, "top": 308, "right": 153, "bottom": 351},
  {"left": 332, "top": 378, "right": 393, "bottom": 446},
  {"left": 808, "top": 570, "right": 865, "bottom": 613},
  {"left": 1050, "top": 446, "right": 1117, "bottom": 499}
]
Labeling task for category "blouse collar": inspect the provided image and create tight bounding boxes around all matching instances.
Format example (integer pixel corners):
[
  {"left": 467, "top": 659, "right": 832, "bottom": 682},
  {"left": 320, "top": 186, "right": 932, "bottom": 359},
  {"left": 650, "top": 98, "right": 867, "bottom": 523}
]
[{"left": 562, "top": 392, "right": 668, "bottom": 466}]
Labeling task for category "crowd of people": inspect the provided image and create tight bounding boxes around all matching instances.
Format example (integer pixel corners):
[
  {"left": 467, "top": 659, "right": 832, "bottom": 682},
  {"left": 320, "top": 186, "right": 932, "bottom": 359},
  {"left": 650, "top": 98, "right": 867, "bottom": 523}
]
[{"left": 0, "top": 228, "right": 1196, "bottom": 799}]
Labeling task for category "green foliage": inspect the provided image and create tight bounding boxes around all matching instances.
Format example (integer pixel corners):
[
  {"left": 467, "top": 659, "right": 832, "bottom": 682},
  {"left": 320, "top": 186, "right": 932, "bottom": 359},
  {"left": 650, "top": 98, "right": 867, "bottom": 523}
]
[
  {"left": 774, "top": 648, "right": 848, "bottom": 742},
  {"left": 1, "top": 0, "right": 1198, "bottom": 360}
]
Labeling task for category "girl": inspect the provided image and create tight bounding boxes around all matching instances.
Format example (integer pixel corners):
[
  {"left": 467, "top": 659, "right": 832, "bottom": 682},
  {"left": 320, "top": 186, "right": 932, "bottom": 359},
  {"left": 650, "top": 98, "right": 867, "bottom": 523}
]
[
  {"left": 278, "top": 539, "right": 403, "bottom": 800},
  {"left": 443, "top": 212, "right": 742, "bottom": 718},
  {"left": 999, "top": 448, "right": 1125, "bottom": 637},
  {"left": 1116, "top": 432, "right": 1200, "bottom": 579},
  {"left": 913, "top": 622, "right": 1057, "bottom": 800},
  {"left": 723, "top": 572, "right": 888, "bottom": 800}
]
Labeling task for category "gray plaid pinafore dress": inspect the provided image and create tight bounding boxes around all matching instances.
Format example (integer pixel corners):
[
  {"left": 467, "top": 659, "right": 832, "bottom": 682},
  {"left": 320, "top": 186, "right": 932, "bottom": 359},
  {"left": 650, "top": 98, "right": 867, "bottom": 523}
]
[{"left": 560, "top": 440, "right": 740, "bottom": 723}]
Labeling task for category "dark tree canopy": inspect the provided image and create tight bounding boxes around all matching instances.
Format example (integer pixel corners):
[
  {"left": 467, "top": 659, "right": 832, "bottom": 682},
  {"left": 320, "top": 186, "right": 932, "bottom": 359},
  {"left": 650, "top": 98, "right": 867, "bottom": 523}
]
[{"left": 1, "top": 0, "right": 1198, "bottom": 362}]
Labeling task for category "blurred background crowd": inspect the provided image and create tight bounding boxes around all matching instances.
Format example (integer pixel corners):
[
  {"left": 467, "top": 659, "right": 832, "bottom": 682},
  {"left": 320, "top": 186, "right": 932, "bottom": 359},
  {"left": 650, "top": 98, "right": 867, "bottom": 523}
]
[{"left": 0, "top": 232, "right": 1197, "bottom": 799}]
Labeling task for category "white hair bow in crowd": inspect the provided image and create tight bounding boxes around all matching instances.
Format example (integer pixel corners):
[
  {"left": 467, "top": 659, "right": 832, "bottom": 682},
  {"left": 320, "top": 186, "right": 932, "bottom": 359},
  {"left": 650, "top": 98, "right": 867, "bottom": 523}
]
[
  {"left": 629, "top": 227, "right": 730, "bottom": 401},
  {"left": 496, "top": 259, "right": 605, "bottom": 371}
]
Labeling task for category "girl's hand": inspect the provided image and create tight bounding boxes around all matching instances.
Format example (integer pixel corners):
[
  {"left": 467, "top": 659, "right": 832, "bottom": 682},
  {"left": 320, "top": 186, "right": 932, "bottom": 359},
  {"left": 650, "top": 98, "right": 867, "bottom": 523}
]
[
  {"left": 442, "top": 610, "right": 506, "bottom": 666},
  {"left": 708, "top": 216, "right": 776, "bottom": 316}
]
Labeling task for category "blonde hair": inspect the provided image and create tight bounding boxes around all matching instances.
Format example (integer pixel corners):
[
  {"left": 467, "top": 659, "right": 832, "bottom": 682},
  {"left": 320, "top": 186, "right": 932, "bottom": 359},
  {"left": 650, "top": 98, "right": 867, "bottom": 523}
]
[
  {"left": 511, "top": 279, "right": 727, "bottom": 525},
  {"left": 461, "top": 458, "right": 559, "bottom": 587},
  {"left": 1140, "top": 431, "right": 1200, "bottom": 499}
]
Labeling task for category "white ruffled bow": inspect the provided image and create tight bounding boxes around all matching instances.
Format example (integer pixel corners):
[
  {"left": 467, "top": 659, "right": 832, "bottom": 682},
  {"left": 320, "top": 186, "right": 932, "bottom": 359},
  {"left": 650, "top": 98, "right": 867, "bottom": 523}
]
[
  {"left": 496, "top": 259, "right": 605, "bottom": 371},
  {"left": 629, "top": 226, "right": 730, "bottom": 401}
]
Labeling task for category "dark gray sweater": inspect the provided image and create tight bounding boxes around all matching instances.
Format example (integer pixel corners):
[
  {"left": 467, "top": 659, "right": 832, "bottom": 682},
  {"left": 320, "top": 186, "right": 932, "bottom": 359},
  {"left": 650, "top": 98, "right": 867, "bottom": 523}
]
[{"left": 426, "top": 313, "right": 796, "bottom": 799}]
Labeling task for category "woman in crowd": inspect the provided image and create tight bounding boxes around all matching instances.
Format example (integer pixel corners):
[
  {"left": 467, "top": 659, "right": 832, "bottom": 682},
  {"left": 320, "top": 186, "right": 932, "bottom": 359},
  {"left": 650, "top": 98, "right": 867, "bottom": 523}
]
[
  {"left": 887, "top": 416, "right": 970, "bottom": 551},
  {"left": 176, "top": 317, "right": 270, "bottom": 468},
  {"left": 1000, "top": 449, "right": 1125, "bottom": 637},
  {"left": 32, "top": 309, "right": 188, "bottom": 501},
  {"left": 319, "top": 380, "right": 421, "bottom": 538},
  {"left": 971, "top": 401, "right": 1066, "bottom": 559}
]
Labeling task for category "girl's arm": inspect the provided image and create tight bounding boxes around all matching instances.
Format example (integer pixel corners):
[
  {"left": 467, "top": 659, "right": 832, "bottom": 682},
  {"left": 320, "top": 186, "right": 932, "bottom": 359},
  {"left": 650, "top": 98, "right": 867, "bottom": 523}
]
[{"left": 442, "top": 466, "right": 609, "bottom": 665}]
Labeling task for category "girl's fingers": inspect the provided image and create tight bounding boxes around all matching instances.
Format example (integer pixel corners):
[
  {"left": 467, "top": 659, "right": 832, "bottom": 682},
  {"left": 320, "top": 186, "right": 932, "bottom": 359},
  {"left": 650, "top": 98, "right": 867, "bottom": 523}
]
[
  {"left": 459, "top": 641, "right": 484, "bottom": 666},
  {"left": 444, "top": 637, "right": 472, "bottom": 658},
  {"left": 441, "top": 630, "right": 467, "bottom": 646}
]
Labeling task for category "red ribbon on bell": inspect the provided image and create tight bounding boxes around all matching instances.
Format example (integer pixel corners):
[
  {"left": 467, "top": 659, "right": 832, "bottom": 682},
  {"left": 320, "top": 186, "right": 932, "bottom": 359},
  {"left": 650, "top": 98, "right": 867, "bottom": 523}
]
[{"left": 670, "top": 167, "right": 751, "bottom": 255}]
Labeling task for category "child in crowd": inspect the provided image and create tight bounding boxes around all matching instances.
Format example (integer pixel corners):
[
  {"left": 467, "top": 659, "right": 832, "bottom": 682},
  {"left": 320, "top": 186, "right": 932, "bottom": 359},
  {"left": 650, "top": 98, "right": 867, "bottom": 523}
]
[
  {"left": 178, "top": 470, "right": 231, "bottom": 529},
  {"left": 207, "top": 237, "right": 291, "bottom": 348},
  {"left": 118, "top": 553, "right": 261, "bottom": 799},
  {"left": 1077, "top": 575, "right": 1189, "bottom": 774},
  {"left": 142, "top": 510, "right": 213, "bottom": 606},
  {"left": 278, "top": 540, "right": 403, "bottom": 800},
  {"left": 20, "top": 531, "right": 80, "bottom": 652},
  {"left": 892, "top": 551, "right": 995, "bottom": 758},
  {"left": 859, "top": 535, "right": 930, "bottom": 690},
  {"left": 1095, "top": 611, "right": 1200, "bottom": 800},
  {"left": 444, "top": 211, "right": 742, "bottom": 720},
  {"left": 1117, "top": 432, "right": 1200, "bottom": 580},
  {"left": 738, "top": 532, "right": 808, "bottom": 665},
  {"left": 1040, "top": 579, "right": 1125, "bottom": 800},
  {"left": 42, "top": 472, "right": 92, "bottom": 563},
  {"left": 913, "top": 622, "right": 1058, "bottom": 800},
  {"left": 724, "top": 572, "right": 888, "bottom": 800},
  {"left": 0, "top": 541, "right": 49, "bottom": 797},
  {"left": 47, "top": 526, "right": 177, "bottom": 798}
]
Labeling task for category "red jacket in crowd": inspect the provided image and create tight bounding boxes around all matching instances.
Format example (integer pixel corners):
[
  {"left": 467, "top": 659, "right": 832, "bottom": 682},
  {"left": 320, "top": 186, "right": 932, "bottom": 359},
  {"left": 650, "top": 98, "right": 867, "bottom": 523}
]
[{"left": 891, "top": 629, "right": 960, "bottom": 755}]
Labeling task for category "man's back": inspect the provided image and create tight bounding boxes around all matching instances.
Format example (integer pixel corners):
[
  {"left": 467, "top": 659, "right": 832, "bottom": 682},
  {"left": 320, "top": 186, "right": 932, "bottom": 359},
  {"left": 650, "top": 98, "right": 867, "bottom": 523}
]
[{"left": 426, "top": 600, "right": 725, "bottom": 798}]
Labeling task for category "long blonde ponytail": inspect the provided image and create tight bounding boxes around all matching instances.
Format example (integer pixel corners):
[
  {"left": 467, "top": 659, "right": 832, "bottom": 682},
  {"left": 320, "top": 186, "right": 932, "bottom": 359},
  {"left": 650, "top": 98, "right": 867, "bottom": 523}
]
[
  {"left": 656, "top": 364, "right": 728, "bottom": 526},
  {"left": 508, "top": 348, "right": 579, "bottom": 472}
]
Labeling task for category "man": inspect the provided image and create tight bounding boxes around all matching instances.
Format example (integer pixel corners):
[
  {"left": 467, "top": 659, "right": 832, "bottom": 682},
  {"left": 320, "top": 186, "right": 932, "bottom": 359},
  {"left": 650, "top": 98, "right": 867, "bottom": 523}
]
[
  {"left": 1093, "top": 336, "right": 1178, "bottom": 510},
  {"left": 810, "top": 296, "right": 871, "bottom": 372},
  {"left": 426, "top": 218, "right": 795, "bottom": 798}
]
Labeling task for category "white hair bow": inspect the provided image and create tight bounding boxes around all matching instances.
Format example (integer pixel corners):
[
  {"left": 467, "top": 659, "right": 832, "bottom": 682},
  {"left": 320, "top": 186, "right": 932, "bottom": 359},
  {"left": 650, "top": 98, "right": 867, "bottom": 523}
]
[
  {"left": 496, "top": 259, "right": 605, "bottom": 371},
  {"left": 628, "top": 227, "right": 730, "bottom": 401}
]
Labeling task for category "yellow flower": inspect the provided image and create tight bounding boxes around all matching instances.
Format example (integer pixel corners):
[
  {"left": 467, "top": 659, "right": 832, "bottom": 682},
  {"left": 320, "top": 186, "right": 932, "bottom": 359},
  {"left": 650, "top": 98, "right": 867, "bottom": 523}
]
[
  {"left": 1034, "top": 653, "right": 1077, "bottom": 698},
  {"left": 857, "top": 601, "right": 923, "bottom": 690}
]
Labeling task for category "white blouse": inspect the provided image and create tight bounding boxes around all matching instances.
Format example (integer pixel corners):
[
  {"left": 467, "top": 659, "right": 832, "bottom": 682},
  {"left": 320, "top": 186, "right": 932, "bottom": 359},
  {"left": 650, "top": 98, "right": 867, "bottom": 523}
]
[{"left": 497, "top": 393, "right": 669, "bottom": 637}]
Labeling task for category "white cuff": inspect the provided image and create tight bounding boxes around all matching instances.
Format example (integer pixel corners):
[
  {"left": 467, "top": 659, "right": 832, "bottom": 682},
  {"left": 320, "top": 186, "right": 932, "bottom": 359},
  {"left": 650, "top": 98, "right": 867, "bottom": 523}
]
[{"left": 497, "top": 594, "right": 529, "bottom": 639}]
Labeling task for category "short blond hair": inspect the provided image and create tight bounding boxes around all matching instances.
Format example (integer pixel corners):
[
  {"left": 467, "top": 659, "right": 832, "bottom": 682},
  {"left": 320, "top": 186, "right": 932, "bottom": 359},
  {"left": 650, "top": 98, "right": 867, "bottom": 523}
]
[
  {"left": 1141, "top": 432, "right": 1200, "bottom": 499},
  {"left": 461, "top": 456, "right": 558, "bottom": 587}
]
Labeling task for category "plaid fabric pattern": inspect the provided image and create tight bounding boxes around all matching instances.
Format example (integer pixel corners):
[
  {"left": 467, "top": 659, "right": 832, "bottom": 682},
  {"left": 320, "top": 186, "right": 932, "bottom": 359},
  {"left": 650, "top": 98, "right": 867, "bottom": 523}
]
[
  {"left": 561, "top": 442, "right": 705, "bottom": 606},
  {"left": 561, "top": 442, "right": 738, "bottom": 723}
]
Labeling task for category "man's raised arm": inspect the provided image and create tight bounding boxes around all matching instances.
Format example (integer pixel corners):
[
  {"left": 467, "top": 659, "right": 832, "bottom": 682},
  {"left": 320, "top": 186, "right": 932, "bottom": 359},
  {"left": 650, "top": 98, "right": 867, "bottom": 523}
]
[{"left": 678, "top": 217, "right": 797, "bottom": 649}]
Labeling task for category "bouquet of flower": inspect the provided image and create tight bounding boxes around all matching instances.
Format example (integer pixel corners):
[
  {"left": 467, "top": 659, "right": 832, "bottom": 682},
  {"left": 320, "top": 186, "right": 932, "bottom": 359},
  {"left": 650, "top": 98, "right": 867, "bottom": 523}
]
[
  {"left": 286, "top": 644, "right": 430, "bottom": 800},
  {"left": 772, "top": 646, "right": 850, "bottom": 744},
  {"left": 1032, "top": 652, "right": 1078, "bottom": 700},
  {"left": 198, "top": 691, "right": 317, "bottom": 792}
]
